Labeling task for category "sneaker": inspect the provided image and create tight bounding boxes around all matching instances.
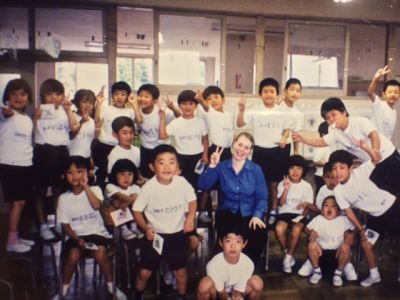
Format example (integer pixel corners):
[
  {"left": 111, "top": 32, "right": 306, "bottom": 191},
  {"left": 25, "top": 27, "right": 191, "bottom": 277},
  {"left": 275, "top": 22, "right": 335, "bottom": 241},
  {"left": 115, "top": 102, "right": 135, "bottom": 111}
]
[
  {"left": 19, "top": 238, "right": 35, "bottom": 247},
  {"left": 298, "top": 259, "right": 313, "bottom": 277},
  {"left": 343, "top": 263, "right": 358, "bottom": 281},
  {"left": 283, "top": 255, "right": 295, "bottom": 274},
  {"left": 62, "top": 284, "right": 70, "bottom": 297},
  {"left": 198, "top": 212, "right": 212, "bottom": 223},
  {"left": 332, "top": 274, "right": 343, "bottom": 287},
  {"left": 309, "top": 271, "right": 322, "bottom": 284},
  {"left": 360, "top": 274, "right": 381, "bottom": 287},
  {"left": 6, "top": 241, "right": 31, "bottom": 253},
  {"left": 163, "top": 270, "right": 174, "bottom": 286},
  {"left": 40, "top": 225, "right": 56, "bottom": 241},
  {"left": 121, "top": 226, "right": 136, "bottom": 240},
  {"left": 115, "top": 287, "right": 127, "bottom": 300}
]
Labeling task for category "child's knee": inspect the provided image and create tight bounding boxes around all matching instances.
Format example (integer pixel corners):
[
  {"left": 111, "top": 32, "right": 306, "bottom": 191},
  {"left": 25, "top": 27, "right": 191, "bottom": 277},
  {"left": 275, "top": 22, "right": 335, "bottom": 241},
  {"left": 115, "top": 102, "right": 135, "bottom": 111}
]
[
  {"left": 66, "top": 249, "right": 81, "bottom": 265},
  {"left": 291, "top": 223, "right": 304, "bottom": 236},
  {"left": 198, "top": 276, "right": 215, "bottom": 294},
  {"left": 275, "top": 222, "right": 287, "bottom": 235},
  {"left": 94, "top": 246, "right": 108, "bottom": 261},
  {"left": 308, "top": 241, "right": 319, "bottom": 253},
  {"left": 339, "top": 243, "right": 350, "bottom": 254},
  {"left": 248, "top": 275, "right": 264, "bottom": 292}
]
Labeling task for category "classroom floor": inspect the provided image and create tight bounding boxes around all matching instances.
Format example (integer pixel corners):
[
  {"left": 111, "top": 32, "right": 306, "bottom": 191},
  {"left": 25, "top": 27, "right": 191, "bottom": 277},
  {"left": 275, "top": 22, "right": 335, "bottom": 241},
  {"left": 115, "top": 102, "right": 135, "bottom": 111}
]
[{"left": 0, "top": 214, "right": 400, "bottom": 300}]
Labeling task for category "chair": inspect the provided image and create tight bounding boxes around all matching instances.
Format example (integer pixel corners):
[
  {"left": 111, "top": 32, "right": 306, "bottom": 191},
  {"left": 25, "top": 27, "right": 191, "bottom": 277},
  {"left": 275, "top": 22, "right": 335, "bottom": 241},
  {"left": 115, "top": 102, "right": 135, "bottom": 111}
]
[{"left": 0, "top": 280, "right": 14, "bottom": 300}]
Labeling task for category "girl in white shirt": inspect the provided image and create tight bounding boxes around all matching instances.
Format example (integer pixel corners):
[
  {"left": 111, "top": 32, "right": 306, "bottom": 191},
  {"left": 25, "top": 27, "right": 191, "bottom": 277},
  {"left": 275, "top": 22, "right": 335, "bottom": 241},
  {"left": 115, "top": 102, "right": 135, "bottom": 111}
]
[{"left": 0, "top": 79, "right": 35, "bottom": 253}]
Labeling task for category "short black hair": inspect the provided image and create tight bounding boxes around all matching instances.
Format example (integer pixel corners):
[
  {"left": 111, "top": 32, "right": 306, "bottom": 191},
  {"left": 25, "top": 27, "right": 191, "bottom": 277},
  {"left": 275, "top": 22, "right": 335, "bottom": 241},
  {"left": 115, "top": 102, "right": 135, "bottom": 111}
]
[
  {"left": 328, "top": 150, "right": 353, "bottom": 168},
  {"left": 218, "top": 219, "right": 249, "bottom": 243},
  {"left": 322, "top": 161, "right": 333, "bottom": 175},
  {"left": 258, "top": 77, "right": 279, "bottom": 95},
  {"left": 318, "top": 121, "right": 329, "bottom": 137},
  {"left": 108, "top": 159, "right": 138, "bottom": 185},
  {"left": 61, "top": 156, "right": 90, "bottom": 191},
  {"left": 3, "top": 78, "right": 33, "bottom": 105},
  {"left": 72, "top": 89, "right": 96, "bottom": 115},
  {"left": 151, "top": 144, "right": 178, "bottom": 163},
  {"left": 177, "top": 90, "right": 198, "bottom": 105},
  {"left": 111, "top": 116, "right": 134, "bottom": 133},
  {"left": 111, "top": 81, "right": 131, "bottom": 95},
  {"left": 383, "top": 79, "right": 400, "bottom": 92},
  {"left": 321, "top": 195, "right": 338, "bottom": 208},
  {"left": 285, "top": 78, "right": 302, "bottom": 90},
  {"left": 202, "top": 86, "right": 224, "bottom": 100},
  {"left": 320, "top": 97, "right": 348, "bottom": 119},
  {"left": 39, "top": 79, "right": 65, "bottom": 103},
  {"left": 287, "top": 154, "right": 307, "bottom": 178},
  {"left": 137, "top": 84, "right": 160, "bottom": 100}
]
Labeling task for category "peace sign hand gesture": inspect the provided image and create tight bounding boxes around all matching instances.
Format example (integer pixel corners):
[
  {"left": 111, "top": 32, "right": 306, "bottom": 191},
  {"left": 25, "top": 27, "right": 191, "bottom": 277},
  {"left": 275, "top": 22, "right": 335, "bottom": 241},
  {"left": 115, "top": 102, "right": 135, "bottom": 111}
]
[{"left": 209, "top": 146, "right": 224, "bottom": 168}]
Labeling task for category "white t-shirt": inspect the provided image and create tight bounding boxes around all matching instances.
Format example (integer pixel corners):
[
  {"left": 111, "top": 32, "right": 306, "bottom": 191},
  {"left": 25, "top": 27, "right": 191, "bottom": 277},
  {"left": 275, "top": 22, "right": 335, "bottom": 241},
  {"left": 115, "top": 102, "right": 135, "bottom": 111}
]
[
  {"left": 280, "top": 102, "right": 304, "bottom": 131},
  {"left": 68, "top": 114, "right": 95, "bottom": 158},
  {"left": 35, "top": 107, "right": 70, "bottom": 146},
  {"left": 107, "top": 144, "right": 141, "bottom": 174},
  {"left": 137, "top": 106, "right": 174, "bottom": 149},
  {"left": 277, "top": 179, "right": 314, "bottom": 214},
  {"left": 371, "top": 95, "right": 397, "bottom": 140},
  {"left": 105, "top": 183, "right": 141, "bottom": 198},
  {"left": 323, "top": 116, "right": 395, "bottom": 163},
  {"left": 315, "top": 185, "right": 335, "bottom": 210},
  {"left": 166, "top": 116, "right": 208, "bottom": 155},
  {"left": 0, "top": 110, "right": 33, "bottom": 166},
  {"left": 313, "top": 146, "right": 333, "bottom": 177},
  {"left": 133, "top": 176, "right": 196, "bottom": 234},
  {"left": 98, "top": 105, "right": 135, "bottom": 146},
  {"left": 205, "top": 107, "right": 234, "bottom": 148},
  {"left": 57, "top": 186, "right": 110, "bottom": 238},
  {"left": 244, "top": 103, "right": 292, "bottom": 148},
  {"left": 307, "top": 215, "right": 354, "bottom": 250},
  {"left": 334, "top": 161, "right": 395, "bottom": 216},
  {"left": 206, "top": 252, "right": 254, "bottom": 294}
]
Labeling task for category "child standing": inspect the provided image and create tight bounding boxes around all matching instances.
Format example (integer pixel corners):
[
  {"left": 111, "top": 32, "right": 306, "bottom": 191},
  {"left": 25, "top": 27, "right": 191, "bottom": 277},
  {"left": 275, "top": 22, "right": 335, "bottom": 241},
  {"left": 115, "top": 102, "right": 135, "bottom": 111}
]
[
  {"left": 197, "top": 226, "right": 263, "bottom": 300},
  {"left": 133, "top": 144, "right": 197, "bottom": 300},
  {"left": 237, "top": 78, "right": 292, "bottom": 225},
  {"left": 274, "top": 155, "right": 313, "bottom": 274},
  {"left": 136, "top": 84, "right": 180, "bottom": 179},
  {"left": 105, "top": 159, "right": 141, "bottom": 240},
  {"left": 56, "top": 156, "right": 126, "bottom": 299},
  {"left": 368, "top": 65, "right": 400, "bottom": 140},
  {"left": 0, "top": 79, "right": 35, "bottom": 252},
  {"left": 34, "top": 79, "right": 79, "bottom": 240},
  {"left": 306, "top": 196, "right": 355, "bottom": 286},
  {"left": 93, "top": 81, "right": 142, "bottom": 187},
  {"left": 159, "top": 90, "right": 209, "bottom": 190}
]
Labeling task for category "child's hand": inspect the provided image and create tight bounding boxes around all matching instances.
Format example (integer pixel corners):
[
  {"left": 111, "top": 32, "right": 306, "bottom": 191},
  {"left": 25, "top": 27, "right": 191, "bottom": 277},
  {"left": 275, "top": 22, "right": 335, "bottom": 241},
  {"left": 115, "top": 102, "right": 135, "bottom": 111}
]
[
  {"left": 373, "top": 65, "right": 390, "bottom": 80},
  {"left": 1, "top": 105, "right": 14, "bottom": 118},
  {"left": 145, "top": 227, "right": 156, "bottom": 241},
  {"left": 297, "top": 202, "right": 308, "bottom": 210},
  {"left": 96, "top": 88, "right": 105, "bottom": 104},
  {"left": 80, "top": 171, "right": 89, "bottom": 187},
  {"left": 309, "top": 230, "right": 319, "bottom": 243},
  {"left": 62, "top": 98, "right": 73, "bottom": 112},
  {"left": 249, "top": 216, "right": 266, "bottom": 230},
  {"left": 34, "top": 107, "right": 43, "bottom": 120},
  {"left": 77, "top": 238, "right": 86, "bottom": 249},
  {"left": 291, "top": 131, "right": 303, "bottom": 143},
  {"left": 238, "top": 95, "right": 246, "bottom": 112},
  {"left": 279, "top": 137, "right": 287, "bottom": 149},
  {"left": 183, "top": 217, "right": 194, "bottom": 233},
  {"left": 370, "top": 148, "right": 382, "bottom": 164},
  {"left": 128, "top": 93, "right": 139, "bottom": 110},
  {"left": 195, "top": 89, "right": 204, "bottom": 102},
  {"left": 283, "top": 175, "right": 291, "bottom": 191},
  {"left": 158, "top": 109, "right": 166, "bottom": 120},
  {"left": 164, "top": 95, "right": 175, "bottom": 109},
  {"left": 209, "top": 146, "right": 224, "bottom": 168},
  {"left": 201, "top": 153, "right": 209, "bottom": 165},
  {"left": 119, "top": 202, "right": 129, "bottom": 211},
  {"left": 231, "top": 290, "right": 244, "bottom": 300}
]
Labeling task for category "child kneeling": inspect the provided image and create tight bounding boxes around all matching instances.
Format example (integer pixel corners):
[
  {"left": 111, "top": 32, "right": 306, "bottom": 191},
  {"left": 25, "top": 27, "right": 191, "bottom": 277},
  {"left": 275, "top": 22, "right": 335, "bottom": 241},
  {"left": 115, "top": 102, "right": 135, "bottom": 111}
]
[
  {"left": 306, "top": 196, "right": 355, "bottom": 287},
  {"left": 197, "top": 225, "right": 263, "bottom": 300}
]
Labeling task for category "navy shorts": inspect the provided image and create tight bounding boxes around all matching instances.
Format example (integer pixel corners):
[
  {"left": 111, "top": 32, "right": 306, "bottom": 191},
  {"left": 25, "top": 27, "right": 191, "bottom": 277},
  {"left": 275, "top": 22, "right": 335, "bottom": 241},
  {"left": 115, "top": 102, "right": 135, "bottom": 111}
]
[
  {"left": 367, "top": 198, "right": 400, "bottom": 235},
  {"left": 0, "top": 164, "right": 33, "bottom": 202},
  {"left": 276, "top": 213, "right": 307, "bottom": 226},
  {"left": 64, "top": 234, "right": 111, "bottom": 253}
]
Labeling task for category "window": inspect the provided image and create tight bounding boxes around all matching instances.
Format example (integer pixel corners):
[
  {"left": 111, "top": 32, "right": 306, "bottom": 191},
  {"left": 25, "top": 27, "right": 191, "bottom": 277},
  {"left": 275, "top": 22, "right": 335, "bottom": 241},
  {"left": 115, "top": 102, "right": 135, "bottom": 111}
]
[
  {"left": 0, "top": 7, "right": 29, "bottom": 50},
  {"left": 117, "top": 57, "right": 154, "bottom": 90},
  {"left": 158, "top": 14, "right": 221, "bottom": 87},
  {"left": 263, "top": 19, "right": 285, "bottom": 86}
]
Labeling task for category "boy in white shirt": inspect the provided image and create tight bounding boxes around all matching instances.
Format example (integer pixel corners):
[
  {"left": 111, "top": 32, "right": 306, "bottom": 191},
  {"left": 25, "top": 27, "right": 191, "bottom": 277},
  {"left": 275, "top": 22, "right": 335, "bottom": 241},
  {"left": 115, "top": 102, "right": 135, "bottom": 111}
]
[
  {"left": 133, "top": 144, "right": 197, "bottom": 300},
  {"left": 306, "top": 196, "right": 355, "bottom": 287},
  {"left": 368, "top": 65, "right": 399, "bottom": 140},
  {"left": 329, "top": 149, "right": 400, "bottom": 287},
  {"left": 197, "top": 226, "right": 263, "bottom": 300}
]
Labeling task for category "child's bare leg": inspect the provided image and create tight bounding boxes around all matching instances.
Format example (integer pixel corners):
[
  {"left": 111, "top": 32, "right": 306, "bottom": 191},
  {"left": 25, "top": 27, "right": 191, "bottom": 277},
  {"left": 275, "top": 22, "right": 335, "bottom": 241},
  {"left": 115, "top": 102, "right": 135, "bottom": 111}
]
[
  {"left": 174, "top": 267, "right": 187, "bottom": 295},
  {"left": 35, "top": 187, "right": 48, "bottom": 224},
  {"left": 63, "top": 248, "right": 82, "bottom": 284},
  {"left": 308, "top": 242, "right": 322, "bottom": 268},
  {"left": 198, "top": 190, "right": 210, "bottom": 211},
  {"left": 197, "top": 276, "right": 217, "bottom": 300},
  {"left": 245, "top": 275, "right": 264, "bottom": 300},
  {"left": 135, "top": 268, "right": 152, "bottom": 292},
  {"left": 287, "top": 223, "right": 304, "bottom": 255},
  {"left": 8, "top": 200, "right": 25, "bottom": 233},
  {"left": 336, "top": 243, "right": 351, "bottom": 271},
  {"left": 94, "top": 246, "right": 112, "bottom": 282},
  {"left": 269, "top": 181, "right": 278, "bottom": 210},
  {"left": 186, "top": 235, "right": 200, "bottom": 257},
  {"left": 361, "top": 238, "right": 377, "bottom": 268},
  {"left": 274, "top": 221, "right": 288, "bottom": 250}
]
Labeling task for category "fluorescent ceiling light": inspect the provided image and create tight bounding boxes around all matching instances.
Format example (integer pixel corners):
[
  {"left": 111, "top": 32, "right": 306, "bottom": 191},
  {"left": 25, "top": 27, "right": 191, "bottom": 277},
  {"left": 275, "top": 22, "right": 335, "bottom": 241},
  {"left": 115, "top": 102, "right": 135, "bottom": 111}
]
[{"left": 84, "top": 41, "right": 150, "bottom": 50}]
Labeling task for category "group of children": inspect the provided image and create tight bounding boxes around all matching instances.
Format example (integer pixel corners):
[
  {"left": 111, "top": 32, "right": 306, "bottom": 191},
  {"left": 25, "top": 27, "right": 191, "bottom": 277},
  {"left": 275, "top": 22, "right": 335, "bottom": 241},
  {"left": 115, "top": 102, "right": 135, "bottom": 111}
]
[{"left": 0, "top": 63, "right": 399, "bottom": 299}]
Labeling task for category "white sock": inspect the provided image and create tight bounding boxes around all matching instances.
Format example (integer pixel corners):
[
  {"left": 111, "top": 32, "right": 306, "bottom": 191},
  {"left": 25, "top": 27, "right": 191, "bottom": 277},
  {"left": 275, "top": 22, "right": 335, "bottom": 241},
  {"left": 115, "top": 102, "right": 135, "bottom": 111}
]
[
  {"left": 334, "top": 269, "right": 343, "bottom": 276},
  {"left": 62, "top": 284, "right": 70, "bottom": 296},
  {"left": 40, "top": 223, "right": 49, "bottom": 229},
  {"left": 370, "top": 267, "right": 379, "bottom": 278},
  {"left": 314, "top": 267, "right": 321, "bottom": 273},
  {"left": 106, "top": 281, "right": 113, "bottom": 293}
]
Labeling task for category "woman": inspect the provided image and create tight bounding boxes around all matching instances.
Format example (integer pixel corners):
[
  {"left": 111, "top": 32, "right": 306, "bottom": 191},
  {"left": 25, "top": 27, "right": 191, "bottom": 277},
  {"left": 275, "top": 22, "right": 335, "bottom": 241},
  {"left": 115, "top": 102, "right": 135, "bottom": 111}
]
[{"left": 198, "top": 132, "right": 268, "bottom": 264}]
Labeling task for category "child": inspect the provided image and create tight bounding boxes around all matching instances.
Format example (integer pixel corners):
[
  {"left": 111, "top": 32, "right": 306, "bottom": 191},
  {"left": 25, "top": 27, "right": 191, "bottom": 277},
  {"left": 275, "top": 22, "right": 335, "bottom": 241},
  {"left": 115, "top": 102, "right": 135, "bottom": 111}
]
[
  {"left": 0, "top": 79, "right": 35, "bottom": 252},
  {"left": 68, "top": 89, "right": 96, "bottom": 168},
  {"left": 93, "top": 81, "right": 142, "bottom": 187},
  {"left": 274, "top": 155, "right": 313, "bottom": 274},
  {"left": 196, "top": 86, "right": 234, "bottom": 223},
  {"left": 159, "top": 90, "right": 209, "bottom": 190},
  {"left": 136, "top": 83, "right": 180, "bottom": 179},
  {"left": 56, "top": 156, "right": 126, "bottom": 299},
  {"left": 329, "top": 149, "right": 400, "bottom": 286},
  {"left": 237, "top": 77, "right": 292, "bottom": 225},
  {"left": 133, "top": 144, "right": 197, "bottom": 300},
  {"left": 105, "top": 159, "right": 141, "bottom": 240},
  {"left": 293, "top": 97, "right": 400, "bottom": 197},
  {"left": 34, "top": 79, "right": 79, "bottom": 240},
  {"left": 197, "top": 225, "right": 263, "bottom": 300},
  {"left": 368, "top": 65, "right": 400, "bottom": 140},
  {"left": 107, "top": 116, "right": 141, "bottom": 177},
  {"left": 306, "top": 196, "right": 355, "bottom": 287}
]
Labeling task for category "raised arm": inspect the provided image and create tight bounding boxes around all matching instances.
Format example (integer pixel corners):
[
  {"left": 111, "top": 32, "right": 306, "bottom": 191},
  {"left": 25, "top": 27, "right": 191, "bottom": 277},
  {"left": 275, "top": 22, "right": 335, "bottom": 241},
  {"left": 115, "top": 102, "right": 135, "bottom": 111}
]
[
  {"left": 63, "top": 97, "right": 80, "bottom": 133},
  {"left": 368, "top": 66, "right": 390, "bottom": 102},
  {"left": 129, "top": 93, "right": 143, "bottom": 124},
  {"left": 292, "top": 131, "right": 328, "bottom": 147},
  {"left": 236, "top": 95, "right": 246, "bottom": 128},
  {"left": 158, "top": 109, "right": 169, "bottom": 140},
  {"left": 195, "top": 89, "right": 210, "bottom": 112},
  {"left": 94, "top": 90, "right": 105, "bottom": 137},
  {"left": 164, "top": 95, "right": 181, "bottom": 117}
]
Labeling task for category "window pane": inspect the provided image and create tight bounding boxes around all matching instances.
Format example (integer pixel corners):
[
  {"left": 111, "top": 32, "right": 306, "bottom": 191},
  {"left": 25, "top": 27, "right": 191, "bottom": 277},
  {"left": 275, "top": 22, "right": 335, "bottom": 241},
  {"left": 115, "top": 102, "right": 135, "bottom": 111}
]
[
  {"left": 117, "top": 57, "right": 133, "bottom": 87},
  {"left": 264, "top": 19, "right": 285, "bottom": 86},
  {"left": 288, "top": 22, "right": 345, "bottom": 89},
  {"left": 134, "top": 58, "right": 153, "bottom": 90},
  {"left": 347, "top": 24, "right": 386, "bottom": 96},
  {"left": 159, "top": 15, "right": 221, "bottom": 86},
  {"left": 395, "top": 26, "right": 400, "bottom": 81},
  {"left": 35, "top": 8, "right": 103, "bottom": 53},
  {"left": 117, "top": 7, "right": 154, "bottom": 55},
  {"left": 0, "top": 7, "right": 29, "bottom": 49}
]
